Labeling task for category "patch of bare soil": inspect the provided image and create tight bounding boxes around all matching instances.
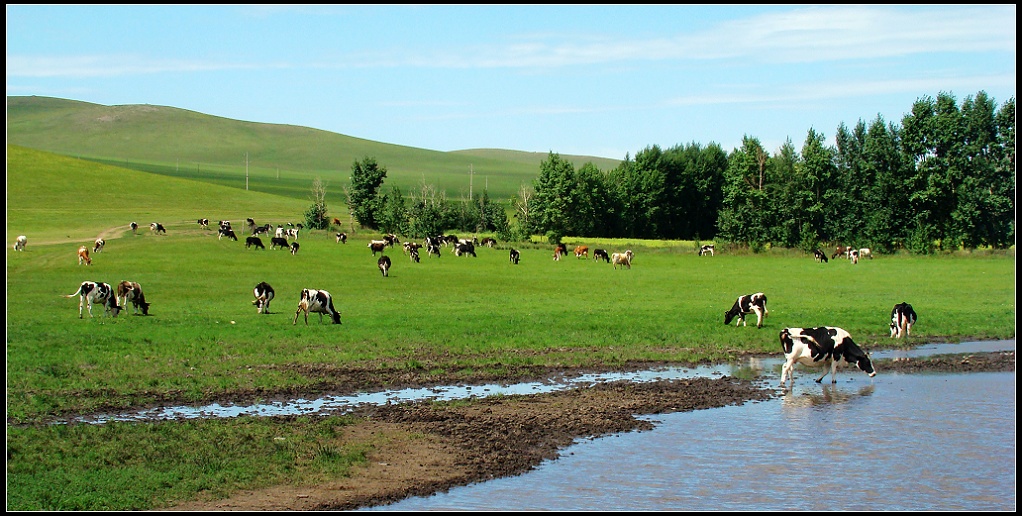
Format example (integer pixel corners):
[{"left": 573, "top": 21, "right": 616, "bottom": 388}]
[{"left": 164, "top": 350, "right": 1012, "bottom": 511}]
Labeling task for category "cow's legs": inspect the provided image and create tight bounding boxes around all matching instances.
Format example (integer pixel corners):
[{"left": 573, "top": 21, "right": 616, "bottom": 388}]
[
  {"left": 814, "top": 361, "right": 833, "bottom": 383},
  {"left": 780, "top": 361, "right": 794, "bottom": 387},
  {"left": 754, "top": 308, "right": 765, "bottom": 328}
]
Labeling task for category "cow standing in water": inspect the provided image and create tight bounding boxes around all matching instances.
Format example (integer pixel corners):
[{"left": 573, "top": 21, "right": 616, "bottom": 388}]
[{"left": 779, "top": 327, "right": 876, "bottom": 387}]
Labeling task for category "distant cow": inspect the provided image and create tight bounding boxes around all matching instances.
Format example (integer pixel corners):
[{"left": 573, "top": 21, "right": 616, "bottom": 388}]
[
  {"left": 454, "top": 241, "right": 476, "bottom": 257},
  {"left": 553, "top": 243, "right": 568, "bottom": 261},
  {"left": 116, "top": 280, "right": 151, "bottom": 315},
  {"left": 65, "top": 281, "right": 121, "bottom": 319},
  {"left": 368, "top": 241, "right": 387, "bottom": 256},
  {"left": 252, "top": 282, "right": 275, "bottom": 314},
  {"left": 403, "top": 241, "right": 423, "bottom": 255},
  {"left": 573, "top": 245, "right": 589, "bottom": 259},
  {"left": 293, "top": 288, "right": 341, "bottom": 325},
  {"left": 245, "top": 236, "right": 265, "bottom": 250},
  {"left": 336, "top": 232, "right": 348, "bottom": 244},
  {"left": 409, "top": 247, "right": 420, "bottom": 263},
  {"left": 813, "top": 248, "right": 829, "bottom": 263},
  {"left": 270, "top": 237, "right": 290, "bottom": 250},
  {"left": 509, "top": 248, "right": 520, "bottom": 265},
  {"left": 93, "top": 238, "right": 105, "bottom": 253},
  {"left": 218, "top": 227, "right": 238, "bottom": 241},
  {"left": 848, "top": 248, "right": 860, "bottom": 264},
  {"left": 859, "top": 248, "right": 873, "bottom": 260},
  {"left": 611, "top": 250, "right": 634, "bottom": 269},
  {"left": 698, "top": 245, "right": 714, "bottom": 256},
  {"left": 890, "top": 302, "right": 917, "bottom": 339},
  {"left": 593, "top": 249, "right": 610, "bottom": 263},
  {"left": 198, "top": 218, "right": 209, "bottom": 229},
  {"left": 150, "top": 222, "right": 166, "bottom": 234},
  {"left": 779, "top": 326, "right": 876, "bottom": 386},
  {"left": 290, "top": 242, "right": 300, "bottom": 255},
  {"left": 253, "top": 224, "right": 272, "bottom": 237},
  {"left": 130, "top": 222, "right": 138, "bottom": 234},
  {"left": 831, "top": 245, "right": 849, "bottom": 260},
  {"left": 480, "top": 237, "right": 497, "bottom": 248},
  {"left": 13, "top": 235, "right": 26, "bottom": 251},
  {"left": 378, "top": 255, "right": 392, "bottom": 277},
  {"left": 724, "top": 292, "right": 768, "bottom": 328},
  {"left": 77, "top": 245, "right": 92, "bottom": 266},
  {"left": 286, "top": 227, "right": 300, "bottom": 240}
]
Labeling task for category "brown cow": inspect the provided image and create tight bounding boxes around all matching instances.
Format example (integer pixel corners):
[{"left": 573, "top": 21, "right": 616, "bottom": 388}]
[
  {"left": 77, "top": 246, "right": 92, "bottom": 266},
  {"left": 573, "top": 245, "right": 589, "bottom": 259}
]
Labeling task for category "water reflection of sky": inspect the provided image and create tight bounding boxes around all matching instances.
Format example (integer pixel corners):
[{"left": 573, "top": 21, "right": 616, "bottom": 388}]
[{"left": 69, "top": 339, "right": 1014, "bottom": 425}]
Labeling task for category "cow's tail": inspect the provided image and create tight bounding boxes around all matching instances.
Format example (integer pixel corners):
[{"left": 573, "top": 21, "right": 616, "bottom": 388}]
[{"left": 65, "top": 285, "right": 85, "bottom": 298}]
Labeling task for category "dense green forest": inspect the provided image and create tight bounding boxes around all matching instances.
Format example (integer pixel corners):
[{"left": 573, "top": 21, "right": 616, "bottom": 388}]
[{"left": 347, "top": 90, "right": 1014, "bottom": 254}]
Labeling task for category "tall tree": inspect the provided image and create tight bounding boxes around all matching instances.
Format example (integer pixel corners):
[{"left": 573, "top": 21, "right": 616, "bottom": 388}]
[
  {"left": 348, "top": 156, "right": 388, "bottom": 230},
  {"left": 717, "top": 136, "right": 771, "bottom": 248}
]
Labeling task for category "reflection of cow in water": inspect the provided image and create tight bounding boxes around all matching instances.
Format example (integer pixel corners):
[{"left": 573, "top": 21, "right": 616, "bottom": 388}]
[{"left": 781, "top": 384, "right": 876, "bottom": 409}]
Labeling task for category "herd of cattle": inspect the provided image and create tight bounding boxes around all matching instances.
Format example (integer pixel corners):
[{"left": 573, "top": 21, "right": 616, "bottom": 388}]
[{"left": 15, "top": 220, "right": 915, "bottom": 389}]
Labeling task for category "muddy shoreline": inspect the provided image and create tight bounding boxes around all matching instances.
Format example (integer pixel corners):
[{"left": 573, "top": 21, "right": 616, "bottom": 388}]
[{"left": 167, "top": 350, "right": 1014, "bottom": 511}]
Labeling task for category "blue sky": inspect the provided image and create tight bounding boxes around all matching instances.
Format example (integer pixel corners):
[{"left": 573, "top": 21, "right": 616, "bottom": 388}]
[{"left": 6, "top": 5, "right": 1016, "bottom": 160}]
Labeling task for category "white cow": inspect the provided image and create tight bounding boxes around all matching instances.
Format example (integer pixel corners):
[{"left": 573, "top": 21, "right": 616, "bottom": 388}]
[
  {"left": 93, "top": 238, "right": 105, "bottom": 253},
  {"left": 293, "top": 288, "right": 342, "bottom": 325},
  {"left": 66, "top": 281, "right": 122, "bottom": 318},
  {"left": 611, "top": 250, "right": 634, "bottom": 269},
  {"left": 13, "top": 235, "right": 27, "bottom": 251}
]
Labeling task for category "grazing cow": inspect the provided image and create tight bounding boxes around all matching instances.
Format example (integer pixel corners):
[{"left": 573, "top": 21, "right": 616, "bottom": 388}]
[
  {"left": 197, "top": 218, "right": 209, "bottom": 229},
  {"left": 116, "top": 280, "right": 150, "bottom": 315},
  {"left": 293, "top": 288, "right": 341, "bottom": 325},
  {"left": 252, "top": 282, "right": 275, "bottom": 314},
  {"left": 723, "top": 292, "right": 768, "bottom": 328},
  {"left": 77, "top": 245, "right": 92, "bottom": 266},
  {"left": 454, "top": 241, "right": 477, "bottom": 257},
  {"left": 831, "top": 245, "right": 849, "bottom": 260},
  {"left": 409, "top": 247, "right": 420, "bottom": 263},
  {"left": 403, "top": 241, "right": 423, "bottom": 255},
  {"left": 813, "top": 248, "right": 829, "bottom": 263},
  {"left": 848, "top": 248, "right": 860, "bottom": 264},
  {"left": 274, "top": 225, "right": 286, "bottom": 239},
  {"left": 368, "top": 241, "right": 387, "bottom": 256},
  {"left": 13, "top": 235, "right": 27, "bottom": 251},
  {"left": 593, "top": 249, "right": 610, "bottom": 263},
  {"left": 286, "top": 228, "right": 300, "bottom": 240},
  {"left": 553, "top": 243, "right": 568, "bottom": 261},
  {"left": 859, "top": 248, "right": 873, "bottom": 260},
  {"left": 253, "top": 224, "right": 272, "bottom": 237},
  {"left": 574, "top": 245, "right": 589, "bottom": 259},
  {"left": 270, "top": 237, "right": 290, "bottom": 250},
  {"left": 779, "top": 327, "right": 876, "bottom": 386},
  {"left": 383, "top": 234, "right": 400, "bottom": 247},
  {"left": 480, "top": 237, "right": 497, "bottom": 248},
  {"left": 336, "top": 232, "right": 348, "bottom": 244},
  {"left": 698, "top": 245, "right": 715, "bottom": 256},
  {"left": 378, "top": 255, "right": 392, "bottom": 277},
  {"left": 611, "top": 250, "right": 634, "bottom": 269},
  {"left": 290, "top": 242, "right": 300, "bottom": 255},
  {"left": 427, "top": 241, "right": 442, "bottom": 258},
  {"left": 218, "top": 227, "right": 238, "bottom": 241},
  {"left": 245, "top": 236, "right": 265, "bottom": 250},
  {"left": 890, "top": 302, "right": 918, "bottom": 339},
  {"left": 150, "top": 222, "right": 166, "bottom": 234},
  {"left": 130, "top": 222, "right": 138, "bottom": 234},
  {"left": 93, "top": 238, "right": 105, "bottom": 253},
  {"left": 509, "top": 248, "right": 520, "bottom": 265},
  {"left": 65, "top": 281, "right": 121, "bottom": 319}
]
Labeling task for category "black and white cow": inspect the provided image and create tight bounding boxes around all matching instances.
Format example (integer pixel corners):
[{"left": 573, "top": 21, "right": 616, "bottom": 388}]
[
  {"left": 290, "top": 242, "right": 300, "bottom": 255},
  {"left": 150, "top": 222, "right": 166, "bottom": 234},
  {"left": 116, "top": 280, "right": 151, "bottom": 315},
  {"left": 454, "top": 241, "right": 476, "bottom": 257},
  {"left": 509, "top": 248, "right": 520, "bottom": 265},
  {"left": 813, "top": 248, "right": 829, "bottom": 263},
  {"left": 723, "top": 292, "right": 769, "bottom": 328},
  {"left": 409, "top": 247, "right": 420, "bottom": 263},
  {"left": 336, "top": 232, "right": 348, "bottom": 244},
  {"left": 245, "top": 236, "right": 265, "bottom": 250},
  {"left": 698, "top": 245, "right": 714, "bottom": 256},
  {"left": 14, "top": 235, "right": 27, "bottom": 251},
  {"left": 270, "top": 237, "right": 290, "bottom": 250},
  {"left": 368, "top": 240, "right": 387, "bottom": 256},
  {"left": 593, "top": 249, "right": 610, "bottom": 263},
  {"left": 66, "top": 281, "right": 122, "bottom": 319},
  {"left": 130, "top": 222, "right": 138, "bottom": 234},
  {"left": 93, "top": 238, "right": 105, "bottom": 253},
  {"left": 890, "top": 302, "right": 917, "bottom": 339},
  {"left": 198, "top": 218, "right": 209, "bottom": 229},
  {"left": 286, "top": 227, "right": 300, "bottom": 240},
  {"left": 252, "top": 224, "right": 272, "bottom": 237},
  {"left": 252, "top": 282, "right": 275, "bottom": 314},
  {"left": 293, "top": 288, "right": 341, "bottom": 325},
  {"left": 779, "top": 326, "right": 876, "bottom": 386},
  {"left": 378, "top": 255, "right": 392, "bottom": 277},
  {"left": 218, "top": 227, "right": 238, "bottom": 241}
]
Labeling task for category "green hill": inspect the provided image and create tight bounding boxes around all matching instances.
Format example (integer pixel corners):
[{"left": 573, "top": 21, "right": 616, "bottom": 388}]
[{"left": 6, "top": 96, "right": 621, "bottom": 202}]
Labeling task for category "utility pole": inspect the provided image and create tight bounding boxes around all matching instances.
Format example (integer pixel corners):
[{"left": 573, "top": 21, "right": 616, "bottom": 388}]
[
  {"left": 469, "top": 164, "right": 474, "bottom": 199},
  {"left": 245, "top": 153, "right": 249, "bottom": 191}
]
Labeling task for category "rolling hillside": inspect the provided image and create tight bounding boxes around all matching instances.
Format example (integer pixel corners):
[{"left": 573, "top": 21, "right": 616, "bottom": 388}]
[{"left": 6, "top": 96, "right": 621, "bottom": 202}]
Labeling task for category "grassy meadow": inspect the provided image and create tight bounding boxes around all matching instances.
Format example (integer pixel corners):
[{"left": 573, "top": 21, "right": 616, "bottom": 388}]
[{"left": 6, "top": 144, "right": 1016, "bottom": 510}]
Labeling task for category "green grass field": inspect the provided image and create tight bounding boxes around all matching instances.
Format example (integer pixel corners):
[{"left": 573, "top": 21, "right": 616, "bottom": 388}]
[{"left": 6, "top": 144, "right": 1015, "bottom": 510}]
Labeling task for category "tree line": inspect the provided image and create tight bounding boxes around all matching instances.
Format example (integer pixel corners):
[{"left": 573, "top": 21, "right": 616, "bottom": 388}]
[{"left": 328, "top": 90, "right": 1014, "bottom": 254}]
